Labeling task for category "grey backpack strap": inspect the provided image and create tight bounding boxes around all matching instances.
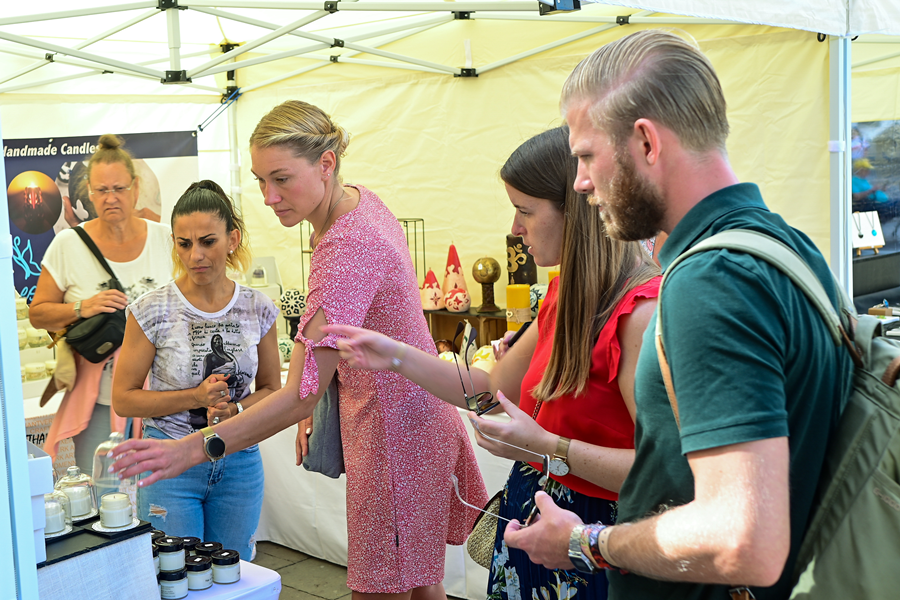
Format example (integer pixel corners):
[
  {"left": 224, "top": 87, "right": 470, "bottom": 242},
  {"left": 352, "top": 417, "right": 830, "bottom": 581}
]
[{"left": 655, "top": 229, "right": 854, "bottom": 430}]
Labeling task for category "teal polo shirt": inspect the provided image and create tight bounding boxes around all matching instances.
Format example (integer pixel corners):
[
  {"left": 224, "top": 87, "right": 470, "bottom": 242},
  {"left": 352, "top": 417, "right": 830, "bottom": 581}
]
[{"left": 609, "top": 183, "right": 853, "bottom": 600}]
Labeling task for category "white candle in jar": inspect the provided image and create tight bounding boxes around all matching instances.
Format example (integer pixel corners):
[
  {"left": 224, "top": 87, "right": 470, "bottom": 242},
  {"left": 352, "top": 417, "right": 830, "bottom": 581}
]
[{"left": 63, "top": 486, "right": 92, "bottom": 517}]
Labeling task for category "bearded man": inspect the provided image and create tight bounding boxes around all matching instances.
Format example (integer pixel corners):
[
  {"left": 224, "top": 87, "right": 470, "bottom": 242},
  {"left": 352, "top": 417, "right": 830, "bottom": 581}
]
[{"left": 504, "top": 29, "right": 852, "bottom": 600}]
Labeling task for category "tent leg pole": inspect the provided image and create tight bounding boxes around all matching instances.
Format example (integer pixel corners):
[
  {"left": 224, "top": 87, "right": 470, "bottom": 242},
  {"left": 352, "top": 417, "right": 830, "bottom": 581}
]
[
  {"left": 829, "top": 36, "right": 852, "bottom": 297},
  {"left": 166, "top": 7, "right": 181, "bottom": 72},
  {"left": 228, "top": 78, "right": 242, "bottom": 212}
]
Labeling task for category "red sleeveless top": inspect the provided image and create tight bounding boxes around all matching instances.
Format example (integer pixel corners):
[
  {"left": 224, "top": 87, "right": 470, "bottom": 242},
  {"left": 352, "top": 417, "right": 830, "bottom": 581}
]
[{"left": 518, "top": 275, "right": 661, "bottom": 500}]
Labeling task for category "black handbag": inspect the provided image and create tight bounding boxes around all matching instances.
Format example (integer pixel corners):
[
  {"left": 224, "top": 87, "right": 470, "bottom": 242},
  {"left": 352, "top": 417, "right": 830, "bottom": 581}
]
[{"left": 64, "top": 227, "right": 127, "bottom": 363}]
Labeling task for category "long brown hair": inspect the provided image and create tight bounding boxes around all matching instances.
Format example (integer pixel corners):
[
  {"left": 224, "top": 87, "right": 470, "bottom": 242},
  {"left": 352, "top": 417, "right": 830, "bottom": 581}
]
[{"left": 501, "top": 126, "right": 659, "bottom": 401}]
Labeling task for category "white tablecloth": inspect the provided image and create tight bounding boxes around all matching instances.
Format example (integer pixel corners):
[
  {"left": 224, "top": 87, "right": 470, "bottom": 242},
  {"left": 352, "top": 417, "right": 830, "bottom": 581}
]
[{"left": 256, "top": 408, "right": 513, "bottom": 600}]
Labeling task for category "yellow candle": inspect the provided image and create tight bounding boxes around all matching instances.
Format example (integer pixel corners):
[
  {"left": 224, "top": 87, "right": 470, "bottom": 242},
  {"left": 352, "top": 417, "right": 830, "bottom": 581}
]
[
  {"left": 548, "top": 269, "right": 560, "bottom": 283},
  {"left": 506, "top": 284, "right": 531, "bottom": 332}
]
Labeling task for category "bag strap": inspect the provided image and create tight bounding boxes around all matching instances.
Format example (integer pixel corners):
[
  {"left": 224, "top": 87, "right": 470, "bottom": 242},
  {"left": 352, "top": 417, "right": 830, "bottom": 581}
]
[
  {"left": 72, "top": 226, "right": 120, "bottom": 283},
  {"left": 655, "top": 229, "right": 858, "bottom": 427}
]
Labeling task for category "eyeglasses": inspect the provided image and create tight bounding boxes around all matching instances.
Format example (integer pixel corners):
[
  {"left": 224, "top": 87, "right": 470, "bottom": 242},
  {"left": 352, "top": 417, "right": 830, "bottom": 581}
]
[
  {"left": 453, "top": 320, "right": 500, "bottom": 416},
  {"left": 466, "top": 418, "right": 551, "bottom": 526},
  {"left": 89, "top": 183, "right": 133, "bottom": 199}
]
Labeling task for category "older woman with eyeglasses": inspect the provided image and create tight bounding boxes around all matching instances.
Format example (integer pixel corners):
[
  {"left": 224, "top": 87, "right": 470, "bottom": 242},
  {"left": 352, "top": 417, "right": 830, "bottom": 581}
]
[
  {"left": 325, "top": 126, "right": 661, "bottom": 600},
  {"left": 30, "top": 134, "right": 173, "bottom": 471}
]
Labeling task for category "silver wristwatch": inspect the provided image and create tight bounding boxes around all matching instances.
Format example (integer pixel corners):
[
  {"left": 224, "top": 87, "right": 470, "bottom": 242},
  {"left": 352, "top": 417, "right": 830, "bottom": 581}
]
[
  {"left": 73, "top": 300, "right": 83, "bottom": 319},
  {"left": 568, "top": 525, "right": 598, "bottom": 574},
  {"left": 235, "top": 401, "right": 244, "bottom": 414}
]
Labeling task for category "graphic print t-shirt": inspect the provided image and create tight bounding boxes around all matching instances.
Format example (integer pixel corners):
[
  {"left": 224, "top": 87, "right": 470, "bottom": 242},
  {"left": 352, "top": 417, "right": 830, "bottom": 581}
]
[{"left": 127, "top": 281, "right": 278, "bottom": 439}]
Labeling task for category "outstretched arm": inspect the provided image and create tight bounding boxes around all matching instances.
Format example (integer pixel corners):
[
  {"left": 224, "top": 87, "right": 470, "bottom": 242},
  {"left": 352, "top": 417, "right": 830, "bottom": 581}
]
[
  {"left": 111, "top": 308, "right": 337, "bottom": 486},
  {"left": 504, "top": 437, "right": 791, "bottom": 587}
]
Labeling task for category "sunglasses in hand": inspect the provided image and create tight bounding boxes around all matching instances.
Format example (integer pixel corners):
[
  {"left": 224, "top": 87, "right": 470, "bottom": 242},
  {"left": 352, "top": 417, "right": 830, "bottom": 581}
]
[{"left": 453, "top": 320, "right": 500, "bottom": 416}]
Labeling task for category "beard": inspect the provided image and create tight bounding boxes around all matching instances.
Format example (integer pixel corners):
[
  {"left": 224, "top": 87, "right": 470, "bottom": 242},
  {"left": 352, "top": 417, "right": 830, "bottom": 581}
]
[{"left": 597, "top": 147, "right": 667, "bottom": 242}]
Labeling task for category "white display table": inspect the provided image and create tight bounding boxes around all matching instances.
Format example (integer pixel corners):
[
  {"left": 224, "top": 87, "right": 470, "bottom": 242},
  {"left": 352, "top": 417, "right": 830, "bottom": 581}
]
[{"left": 256, "top": 408, "right": 513, "bottom": 600}]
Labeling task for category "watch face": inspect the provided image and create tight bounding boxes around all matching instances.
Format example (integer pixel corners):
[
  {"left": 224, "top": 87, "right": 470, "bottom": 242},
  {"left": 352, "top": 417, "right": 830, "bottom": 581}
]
[
  {"left": 549, "top": 459, "right": 570, "bottom": 477},
  {"left": 206, "top": 436, "right": 226, "bottom": 459}
]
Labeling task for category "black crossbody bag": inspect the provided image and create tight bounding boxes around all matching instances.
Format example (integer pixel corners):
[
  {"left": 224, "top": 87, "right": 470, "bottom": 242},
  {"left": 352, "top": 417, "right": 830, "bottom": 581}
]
[{"left": 65, "top": 227, "right": 127, "bottom": 363}]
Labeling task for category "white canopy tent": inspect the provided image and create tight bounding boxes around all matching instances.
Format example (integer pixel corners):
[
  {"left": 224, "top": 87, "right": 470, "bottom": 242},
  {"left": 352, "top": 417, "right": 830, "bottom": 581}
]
[{"left": 1, "top": 1, "right": 893, "bottom": 597}]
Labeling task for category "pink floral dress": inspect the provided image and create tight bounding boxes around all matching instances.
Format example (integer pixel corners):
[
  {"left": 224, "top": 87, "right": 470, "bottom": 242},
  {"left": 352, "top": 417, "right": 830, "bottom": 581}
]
[{"left": 295, "top": 185, "right": 488, "bottom": 593}]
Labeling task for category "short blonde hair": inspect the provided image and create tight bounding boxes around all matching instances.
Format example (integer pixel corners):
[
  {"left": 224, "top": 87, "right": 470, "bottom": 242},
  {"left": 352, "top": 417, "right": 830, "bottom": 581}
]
[
  {"left": 249, "top": 100, "right": 350, "bottom": 177},
  {"left": 561, "top": 29, "right": 729, "bottom": 153}
]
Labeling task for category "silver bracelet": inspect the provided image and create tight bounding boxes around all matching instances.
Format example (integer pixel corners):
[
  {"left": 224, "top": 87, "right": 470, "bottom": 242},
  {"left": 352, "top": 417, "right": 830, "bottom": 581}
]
[{"left": 389, "top": 342, "right": 408, "bottom": 372}]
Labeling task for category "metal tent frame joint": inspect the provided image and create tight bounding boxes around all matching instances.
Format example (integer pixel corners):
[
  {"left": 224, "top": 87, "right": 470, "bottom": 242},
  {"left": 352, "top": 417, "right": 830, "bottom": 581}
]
[
  {"left": 324, "top": 1, "right": 340, "bottom": 13},
  {"left": 157, "top": 0, "right": 183, "bottom": 10},
  {"left": 455, "top": 67, "right": 477, "bottom": 77},
  {"left": 162, "top": 69, "right": 191, "bottom": 84},
  {"left": 454, "top": 11, "right": 472, "bottom": 19},
  {"left": 332, "top": 38, "right": 345, "bottom": 47},
  {"left": 44, "top": 53, "right": 55, "bottom": 62},
  {"left": 616, "top": 14, "right": 630, "bottom": 25}
]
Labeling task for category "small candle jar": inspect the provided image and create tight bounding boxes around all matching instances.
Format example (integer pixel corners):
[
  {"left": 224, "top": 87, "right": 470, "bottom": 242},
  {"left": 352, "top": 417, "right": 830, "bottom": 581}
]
[
  {"left": 17, "top": 327, "right": 27, "bottom": 350},
  {"left": 43, "top": 492, "right": 70, "bottom": 534},
  {"left": 62, "top": 485, "right": 92, "bottom": 518},
  {"left": 194, "top": 541, "right": 223, "bottom": 557},
  {"left": 26, "top": 327, "right": 43, "bottom": 348},
  {"left": 180, "top": 536, "right": 200, "bottom": 556},
  {"left": 20, "top": 366, "right": 25, "bottom": 382},
  {"left": 45, "top": 360, "right": 56, "bottom": 377},
  {"left": 185, "top": 555, "right": 213, "bottom": 590},
  {"left": 211, "top": 549, "right": 241, "bottom": 584},
  {"left": 99, "top": 492, "right": 132, "bottom": 528},
  {"left": 25, "top": 362, "right": 47, "bottom": 381},
  {"left": 15, "top": 297, "right": 28, "bottom": 320},
  {"left": 153, "top": 543, "right": 160, "bottom": 575},
  {"left": 157, "top": 537, "right": 186, "bottom": 572},
  {"left": 151, "top": 530, "right": 166, "bottom": 544},
  {"left": 158, "top": 568, "right": 188, "bottom": 599}
]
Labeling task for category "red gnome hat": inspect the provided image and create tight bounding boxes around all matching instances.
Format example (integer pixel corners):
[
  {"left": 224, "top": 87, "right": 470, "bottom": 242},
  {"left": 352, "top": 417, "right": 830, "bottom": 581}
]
[
  {"left": 441, "top": 243, "right": 468, "bottom": 297},
  {"left": 421, "top": 268, "right": 444, "bottom": 310}
]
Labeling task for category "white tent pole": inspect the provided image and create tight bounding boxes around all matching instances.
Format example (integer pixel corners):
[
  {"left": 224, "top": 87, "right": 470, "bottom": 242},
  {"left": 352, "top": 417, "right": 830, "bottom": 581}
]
[
  {"left": 473, "top": 12, "right": 740, "bottom": 24},
  {"left": 166, "top": 7, "right": 182, "bottom": 72},
  {"left": 0, "top": 9, "right": 158, "bottom": 86},
  {"left": 240, "top": 20, "right": 446, "bottom": 93},
  {"left": 195, "top": 43, "right": 332, "bottom": 77},
  {"left": 852, "top": 50, "right": 900, "bottom": 68},
  {"left": 192, "top": 6, "right": 460, "bottom": 75},
  {"left": 0, "top": 2, "right": 156, "bottom": 26},
  {"left": 307, "top": 54, "right": 447, "bottom": 73},
  {"left": 0, "top": 31, "right": 165, "bottom": 79},
  {"left": 829, "top": 36, "right": 852, "bottom": 294},
  {"left": 0, "top": 71, "right": 101, "bottom": 94},
  {"left": 187, "top": 11, "right": 332, "bottom": 78},
  {"left": 183, "top": 1, "right": 536, "bottom": 11},
  {"left": 478, "top": 10, "right": 653, "bottom": 74}
]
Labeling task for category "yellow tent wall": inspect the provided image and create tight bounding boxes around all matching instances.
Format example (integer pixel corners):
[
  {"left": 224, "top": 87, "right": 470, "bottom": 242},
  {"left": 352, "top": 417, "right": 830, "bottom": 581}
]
[{"left": 235, "top": 22, "right": 829, "bottom": 309}]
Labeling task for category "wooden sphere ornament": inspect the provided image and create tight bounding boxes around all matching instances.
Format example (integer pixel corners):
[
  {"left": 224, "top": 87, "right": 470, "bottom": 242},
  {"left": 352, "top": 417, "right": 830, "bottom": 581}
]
[{"left": 472, "top": 257, "right": 501, "bottom": 313}]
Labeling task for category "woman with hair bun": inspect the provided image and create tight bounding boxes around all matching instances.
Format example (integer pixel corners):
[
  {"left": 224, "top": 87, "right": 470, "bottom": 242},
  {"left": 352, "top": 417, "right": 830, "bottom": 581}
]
[
  {"left": 112, "top": 180, "right": 281, "bottom": 559},
  {"left": 31, "top": 134, "right": 173, "bottom": 470},
  {"left": 111, "top": 101, "right": 487, "bottom": 600}
]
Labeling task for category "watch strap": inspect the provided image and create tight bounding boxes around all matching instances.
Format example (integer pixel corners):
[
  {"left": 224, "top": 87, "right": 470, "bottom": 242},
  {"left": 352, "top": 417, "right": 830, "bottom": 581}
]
[
  {"left": 200, "top": 427, "right": 225, "bottom": 462},
  {"left": 553, "top": 436, "right": 571, "bottom": 462},
  {"left": 73, "top": 300, "right": 82, "bottom": 319},
  {"left": 235, "top": 401, "right": 244, "bottom": 414}
]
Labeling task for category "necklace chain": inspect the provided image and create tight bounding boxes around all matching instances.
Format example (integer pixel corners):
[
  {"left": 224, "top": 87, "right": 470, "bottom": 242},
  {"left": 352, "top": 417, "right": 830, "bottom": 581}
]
[{"left": 313, "top": 187, "right": 348, "bottom": 247}]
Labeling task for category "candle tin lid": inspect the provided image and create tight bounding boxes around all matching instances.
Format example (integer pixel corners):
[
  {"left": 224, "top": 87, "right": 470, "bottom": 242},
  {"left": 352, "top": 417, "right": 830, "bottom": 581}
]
[
  {"left": 194, "top": 542, "right": 223, "bottom": 556},
  {"left": 210, "top": 549, "right": 240, "bottom": 566},
  {"left": 185, "top": 555, "right": 212, "bottom": 572},
  {"left": 151, "top": 529, "right": 166, "bottom": 542},
  {"left": 180, "top": 536, "right": 201, "bottom": 552},
  {"left": 152, "top": 544, "right": 159, "bottom": 557},
  {"left": 157, "top": 536, "right": 184, "bottom": 552},
  {"left": 158, "top": 568, "right": 187, "bottom": 581}
]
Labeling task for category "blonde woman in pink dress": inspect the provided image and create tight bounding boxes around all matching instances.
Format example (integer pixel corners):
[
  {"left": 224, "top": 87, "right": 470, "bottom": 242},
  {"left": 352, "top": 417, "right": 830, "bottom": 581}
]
[{"left": 111, "top": 100, "right": 487, "bottom": 600}]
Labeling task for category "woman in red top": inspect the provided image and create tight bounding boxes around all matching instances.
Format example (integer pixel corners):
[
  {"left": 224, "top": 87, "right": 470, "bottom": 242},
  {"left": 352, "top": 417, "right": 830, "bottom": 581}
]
[{"left": 325, "top": 126, "right": 660, "bottom": 600}]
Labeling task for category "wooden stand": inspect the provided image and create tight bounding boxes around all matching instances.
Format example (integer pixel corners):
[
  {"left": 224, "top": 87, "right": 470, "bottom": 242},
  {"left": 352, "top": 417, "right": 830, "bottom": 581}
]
[
  {"left": 856, "top": 245, "right": 883, "bottom": 256},
  {"left": 424, "top": 308, "right": 507, "bottom": 348}
]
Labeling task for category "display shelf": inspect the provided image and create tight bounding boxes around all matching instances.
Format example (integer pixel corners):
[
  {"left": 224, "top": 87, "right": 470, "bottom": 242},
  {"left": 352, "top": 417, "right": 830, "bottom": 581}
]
[{"left": 424, "top": 307, "right": 507, "bottom": 348}]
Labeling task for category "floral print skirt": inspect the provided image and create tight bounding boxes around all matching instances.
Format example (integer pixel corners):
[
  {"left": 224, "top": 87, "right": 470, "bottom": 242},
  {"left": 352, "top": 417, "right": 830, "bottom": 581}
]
[{"left": 487, "top": 462, "right": 617, "bottom": 600}]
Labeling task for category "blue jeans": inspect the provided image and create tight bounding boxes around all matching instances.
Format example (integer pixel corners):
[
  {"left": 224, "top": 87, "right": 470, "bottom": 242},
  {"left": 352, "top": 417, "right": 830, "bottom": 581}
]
[{"left": 138, "top": 426, "right": 264, "bottom": 560}]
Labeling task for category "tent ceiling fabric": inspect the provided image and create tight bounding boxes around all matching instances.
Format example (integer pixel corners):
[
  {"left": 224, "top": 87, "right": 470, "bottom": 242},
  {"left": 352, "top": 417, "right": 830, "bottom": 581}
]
[{"left": 0, "top": 0, "right": 893, "bottom": 98}]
